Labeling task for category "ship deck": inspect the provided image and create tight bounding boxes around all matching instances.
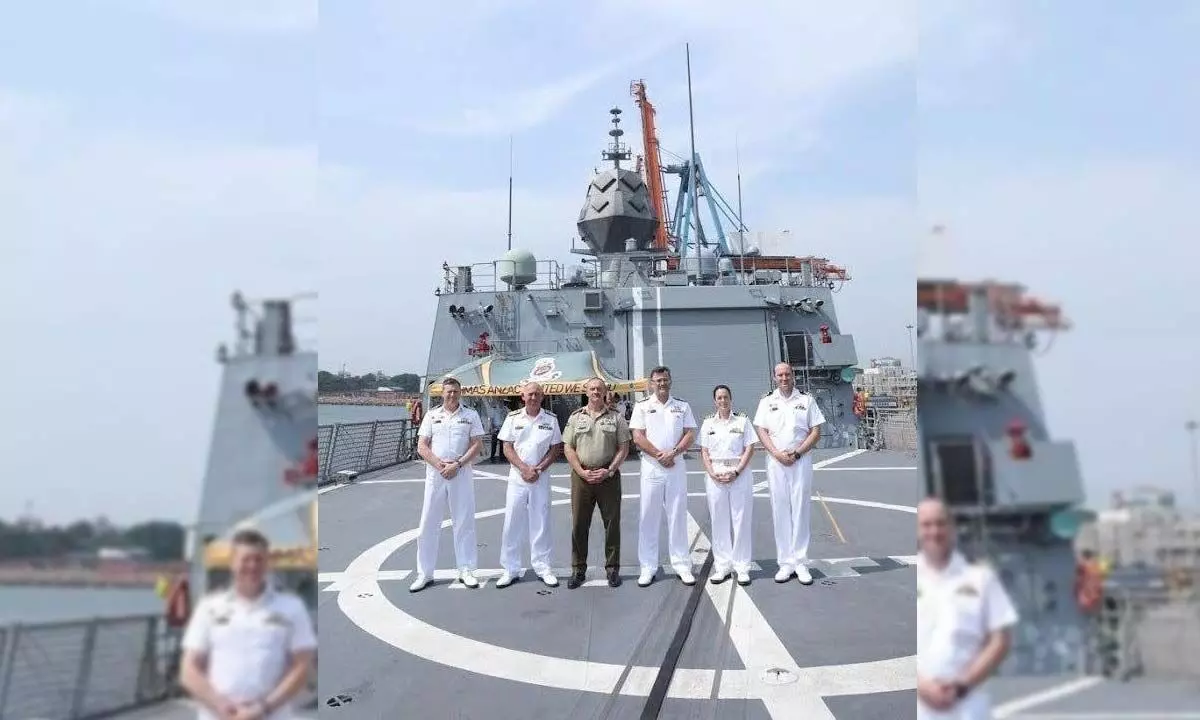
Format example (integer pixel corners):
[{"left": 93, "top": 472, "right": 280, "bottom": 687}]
[{"left": 316, "top": 448, "right": 920, "bottom": 719}]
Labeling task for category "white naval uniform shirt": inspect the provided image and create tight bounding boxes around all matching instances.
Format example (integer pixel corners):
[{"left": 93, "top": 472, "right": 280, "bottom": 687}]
[
  {"left": 418, "top": 404, "right": 485, "bottom": 462},
  {"left": 917, "top": 550, "right": 1019, "bottom": 719},
  {"left": 497, "top": 407, "right": 562, "bottom": 484},
  {"left": 181, "top": 588, "right": 316, "bottom": 720},
  {"left": 699, "top": 413, "right": 758, "bottom": 465},
  {"left": 629, "top": 395, "right": 698, "bottom": 479},
  {"left": 752, "top": 388, "right": 826, "bottom": 456}
]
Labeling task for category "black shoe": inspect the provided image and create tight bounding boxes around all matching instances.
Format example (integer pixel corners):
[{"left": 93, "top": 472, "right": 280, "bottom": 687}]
[
  {"left": 567, "top": 570, "right": 586, "bottom": 589},
  {"left": 607, "top": 569, "right": 622, "bottom": 588}
]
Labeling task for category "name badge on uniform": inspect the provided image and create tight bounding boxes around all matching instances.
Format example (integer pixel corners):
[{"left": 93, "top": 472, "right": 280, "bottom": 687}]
[
  {"left": 537, "top": 423, "right": 552, "bottom": 430},
  {"left": 769, "top": 405, "right": 779, "bottom": 411},
  {"left": 648, "top": 408, "right": 657, "bottom": 414},
  {"left": 707, "top": 429, "right": 717, "bottom": 435},
  {"left": 264, "top": 612, "right": 292, "bottom": 627},
  {"left": 515, "top": 425, "right": 526, "bottom": 431},
  {"left": 955, "top": 584, "right": 979, "bottom": 597}
]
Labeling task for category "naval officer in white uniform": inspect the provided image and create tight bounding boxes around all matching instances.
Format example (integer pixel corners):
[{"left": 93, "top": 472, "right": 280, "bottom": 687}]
[
  {"left": 917, "top": 497, "right": 1018, "bottom": 719},
  {"left": 699, "top": 384, "right": 759, "bottom": 586},
  {"left": 411, "top": 376, "right": 486, "bottom": 592},
  {"left": 180, "top": 529, "right": 316, "bottom": 720},
  {"left": 629, "top": 365, "right": 698, "bottom": 587},
  {"left": 753, "top": 362, "right": 825, "bottom": 585},
  {"left": 496, "top": 381, "right": 563, "bottom": 588}
]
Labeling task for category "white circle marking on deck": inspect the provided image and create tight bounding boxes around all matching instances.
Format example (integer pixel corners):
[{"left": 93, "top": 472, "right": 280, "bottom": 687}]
[{"left": 334, "top": 476, "right": 917, "bottom": 709}]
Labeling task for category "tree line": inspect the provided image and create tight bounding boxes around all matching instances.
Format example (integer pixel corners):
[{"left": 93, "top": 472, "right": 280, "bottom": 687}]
[
  {"left": 318, "top": 370, "right": 420, "bottom": 393},
  {"left": 0, "top": 518, "right": 185, "bottom": 562}
]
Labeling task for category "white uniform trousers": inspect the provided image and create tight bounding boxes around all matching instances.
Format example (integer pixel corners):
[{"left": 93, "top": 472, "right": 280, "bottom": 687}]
[
  {"left": 705, "top": 459, "right": 753, "bottom": 573},
  {"left": 765, "top": 455, "right": 812, "bottom": 567},
  {"left": 917, "top": 692, "right": 991, "bottom": 720},
  {"left": 638, "top": 463, "right": 691, "bottom": 574},
  {"left": 415, "top": 464, "right": 478, "bottom": 577},
  {"left": 499, "top": 474, "right": 552, "bottom": 576}
]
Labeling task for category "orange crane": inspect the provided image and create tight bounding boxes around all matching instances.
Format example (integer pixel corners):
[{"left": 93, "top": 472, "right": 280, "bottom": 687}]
[{"left": 630, "top": 80, "right": 671, "bottom": 251}]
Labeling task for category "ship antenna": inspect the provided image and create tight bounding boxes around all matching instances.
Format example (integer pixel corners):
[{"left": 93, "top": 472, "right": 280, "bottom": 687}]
[
  {"left": 507, "top": 134, "right": 513, "bottom": 251},
  {"left": 686, "top": 43, "right": 701, "bottom": 273},
  {"left": 601, "top": 107, "right": 630, "bottom": 169}
]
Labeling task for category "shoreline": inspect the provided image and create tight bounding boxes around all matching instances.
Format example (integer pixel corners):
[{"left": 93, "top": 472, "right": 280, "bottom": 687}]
[{"left": 318, "top": 394, "right": 416, "bottom": 407}]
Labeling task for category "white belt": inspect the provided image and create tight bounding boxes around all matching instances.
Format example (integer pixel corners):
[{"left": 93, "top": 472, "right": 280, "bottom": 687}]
[{"left": 711, "top": 458, "right": 739, "bottom": 466}]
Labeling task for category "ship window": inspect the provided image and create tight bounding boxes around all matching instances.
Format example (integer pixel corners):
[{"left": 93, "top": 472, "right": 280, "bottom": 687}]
[
  {"left": 780, "top": 333, "right": 812, "bottom": 366},
  {"left": 927, "top": 436, "right": 986, "bottom": 506}
]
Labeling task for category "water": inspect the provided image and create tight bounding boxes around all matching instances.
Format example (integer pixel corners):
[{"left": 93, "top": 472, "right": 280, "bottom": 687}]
[
  {"left": 0, "top": 586, "right": 161, "bottom": 625},
  {"left": 319, "top": 403, "right": 406, "bottom": 425}
]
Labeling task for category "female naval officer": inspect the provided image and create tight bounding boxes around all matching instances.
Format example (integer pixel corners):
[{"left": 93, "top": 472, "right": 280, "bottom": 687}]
[{"left": 698, "top": 385, "right": 759, "bottom": 585}]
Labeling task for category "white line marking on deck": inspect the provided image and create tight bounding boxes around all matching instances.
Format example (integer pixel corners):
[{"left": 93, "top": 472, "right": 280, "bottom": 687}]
[
  {"left": 333, "top": 488, "right": 917, "bottom": 714},
  {"left": 1011, "top": 714, "right": 1200, "bottom": 719},
  {"left": 992, "top": 676, "right": 1104, "bottom": 718},
  {"left": 318, "top": 556, "right": 918, "bottom": 591}
]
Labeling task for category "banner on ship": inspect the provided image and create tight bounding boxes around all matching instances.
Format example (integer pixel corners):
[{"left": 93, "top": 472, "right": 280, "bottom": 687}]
[{"left": 428, "top": 351, "right": 647, "bottom": 397}]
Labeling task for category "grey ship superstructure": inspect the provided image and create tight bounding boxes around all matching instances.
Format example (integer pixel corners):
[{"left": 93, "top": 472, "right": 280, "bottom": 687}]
[
  {"left": 917, "top": 279, "right": 1090, "bottom": 674},
  {"left": 425, "top": 98, "right": 860, "bottom": 445},
  {"left": 188, "top": 292, "right": 318, "bottom": 607}
]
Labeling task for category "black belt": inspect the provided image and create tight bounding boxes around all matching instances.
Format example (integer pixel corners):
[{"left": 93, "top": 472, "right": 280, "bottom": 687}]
[{"left": 579, "top": 464, "right": 615, "bottom": 471}]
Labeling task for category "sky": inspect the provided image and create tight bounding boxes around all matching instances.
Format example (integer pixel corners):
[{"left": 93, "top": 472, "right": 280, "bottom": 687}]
[
  {"left": 0, "top": 0, "right": 317, "bottom": 525},
  {"left": 918, "top": 0, "right": 1200, "bottom": 509},
  {"left": 1, "top": 1, "right": 1195, "bottom": 524}
]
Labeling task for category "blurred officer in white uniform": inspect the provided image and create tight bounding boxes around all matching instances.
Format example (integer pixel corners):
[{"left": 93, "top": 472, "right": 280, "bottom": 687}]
[
  {"left": 412, "top": 376, "right": 485, "bottom": 591},
  {"left": 496, "top": 381, "right": 563, "bottom": 588},
  {"left": 629, "top": 365, "right": 698, "bottom": 587},
  {"left": 917, "top": 497, "right": 1018, "bottom": 719},
  {"left": 698, "top": 384, "right": 758, "bottom": 585},
  {"left": 180, "top": 529, "right": 315, "bottom": 720},
  {"left": 753, "top": 362, "right": 825, "bottom": 585}
]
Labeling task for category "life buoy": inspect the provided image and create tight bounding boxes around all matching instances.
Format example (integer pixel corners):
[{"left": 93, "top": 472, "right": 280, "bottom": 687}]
[
  {"left": 165, "top": 576, "right": 192, "bottom": 628},
  {"left": 852, "top": 392, "right": 866, "bottom": 418},
  {"left": 410, "top": 399, "right": 424, "bottom": 426}
]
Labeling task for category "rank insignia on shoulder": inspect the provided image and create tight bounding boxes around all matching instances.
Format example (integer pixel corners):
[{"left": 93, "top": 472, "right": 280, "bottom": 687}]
[{"left": 508, "top": 409, "right": 522, "bottom": 416}]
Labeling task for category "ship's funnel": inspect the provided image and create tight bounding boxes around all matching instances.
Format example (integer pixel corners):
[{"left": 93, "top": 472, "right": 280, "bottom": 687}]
[
  {"left": 255, "top": 300, "right": 295, "bottom": 356},
  {"left": 577, "top": 106, "right": 657, "bottom": 255}
]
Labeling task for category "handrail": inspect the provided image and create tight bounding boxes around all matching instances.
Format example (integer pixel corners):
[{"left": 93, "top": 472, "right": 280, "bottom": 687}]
[
  {"left": 0, "top": 614, "right": 179, "bottom": 719},
  {"left": 317, "top": 419, "right": 419, "bottom": 485}
]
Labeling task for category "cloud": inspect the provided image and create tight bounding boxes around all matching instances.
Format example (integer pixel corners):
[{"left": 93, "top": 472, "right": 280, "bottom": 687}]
[
  {"left": 0, "top": 89, "right": 316, "bottom": 523},
  {"left": 117, "top": 0, "right": 317, "bottom": 34}
]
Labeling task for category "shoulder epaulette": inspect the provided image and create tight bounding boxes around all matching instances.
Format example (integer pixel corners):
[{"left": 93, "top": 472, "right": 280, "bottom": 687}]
[
  {"left": 704, "top": 412, "right": 715, "bottom": 420},
  {"left": 507, "top": 409, "right": 521, "bottom": 416},
  {"left": 570, "top": 406, "right": 586, "bottom": 415},
  {"left": 734, "top": 411, "right": 745, "bottom": 417},
  {"left": 637, "top": 397, "right": 651, "bottom": 403},
  {"left": 762, "top": 391, "right": 772, "bottom": 398},
  {"left": 542, "top": 409, "right": 557, "bottom": 418}
]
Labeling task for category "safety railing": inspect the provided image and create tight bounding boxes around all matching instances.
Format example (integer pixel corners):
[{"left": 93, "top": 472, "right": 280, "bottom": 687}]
[
  {"left": 317, "top": 419, "right": 419, "bottom": 485},
  {"left": 0, "top": 614, "right": 180, "bottom": 720}
]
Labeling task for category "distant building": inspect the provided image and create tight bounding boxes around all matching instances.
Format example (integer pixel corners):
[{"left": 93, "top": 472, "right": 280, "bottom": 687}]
[{"left": 1075, "top": 487, "right": 1200, "bottom": 569}]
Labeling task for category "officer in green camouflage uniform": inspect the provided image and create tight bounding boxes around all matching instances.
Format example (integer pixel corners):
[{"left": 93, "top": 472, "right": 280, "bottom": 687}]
[{"left": 562, "top": 377, "right": 631, "bottom": 589}]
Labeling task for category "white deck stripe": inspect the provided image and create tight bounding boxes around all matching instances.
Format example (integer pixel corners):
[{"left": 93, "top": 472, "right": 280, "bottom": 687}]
[
  {"left": 1012, "top": 714, "right": 1200, "bottom": 719},
  {"left": 333, "top": 486, "right": 918, "bottom": 710},
  {"left": 993, "top": 676, "right": 1104, "bottom": 718}
]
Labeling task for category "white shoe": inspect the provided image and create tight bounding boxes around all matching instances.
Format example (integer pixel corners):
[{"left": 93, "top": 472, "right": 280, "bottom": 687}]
[
  {"left": 495, "top": 572, "right": 514, "bottom": 588},
  {"left": 795, "top": 565, "right": 813, "bottom": 585},
  {"left": 409, "top": 574, "right": 430, "bottom": 592},
  {"left": 709, "top": 568, "right": 731, "bottom": 584},
  {"left": 774, "top": 565, "right": 794, "bottom": 583},
  {"left": 637, "top": 569, "right": 655, "bottom": 587},
  {"left": 678, "top": 569, "right": 696, "bottom": 586},
  {"left": 735, "top": 570, "right": 751, "bottom": 585},
  {"left": 539, "top": 571, "right": 558, "bottom": 587},
  {"left": 459, "top": 570, "right": 479, "bottom": 588}
]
